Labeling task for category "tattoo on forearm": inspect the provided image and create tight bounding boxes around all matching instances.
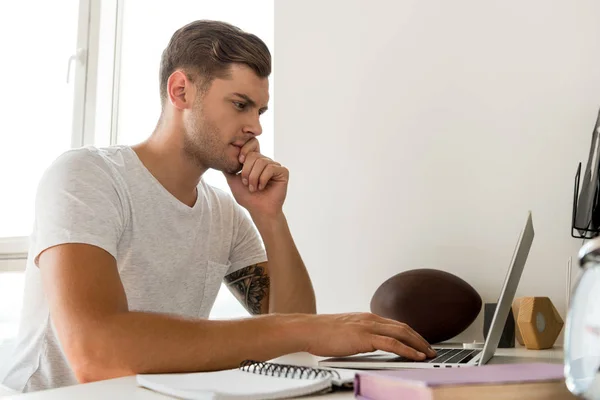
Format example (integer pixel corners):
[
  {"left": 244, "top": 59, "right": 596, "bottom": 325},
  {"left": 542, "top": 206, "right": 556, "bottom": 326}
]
[{"left": 225, "top": 264, "right": 270, "bottom": 315}]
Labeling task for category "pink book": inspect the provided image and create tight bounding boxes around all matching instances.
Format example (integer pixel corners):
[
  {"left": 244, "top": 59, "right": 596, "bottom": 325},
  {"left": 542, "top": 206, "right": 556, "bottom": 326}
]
[{"left": 354, "top": 363, "right": 575, "bottom": 400}]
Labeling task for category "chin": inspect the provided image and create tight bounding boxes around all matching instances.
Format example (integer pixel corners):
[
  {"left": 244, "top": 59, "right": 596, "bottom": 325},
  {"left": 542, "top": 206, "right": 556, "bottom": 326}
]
[
  {"left": 225, "top": 165, "right": 242, "bottom": 175},
  {"left": 215, "top": 160, "right": 242, "bottom": 175}
]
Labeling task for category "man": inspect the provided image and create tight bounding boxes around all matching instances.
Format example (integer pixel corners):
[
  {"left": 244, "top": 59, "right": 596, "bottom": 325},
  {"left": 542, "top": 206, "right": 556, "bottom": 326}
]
[{"left": 2, "top": 20, "right": 435, "bottom": 392}]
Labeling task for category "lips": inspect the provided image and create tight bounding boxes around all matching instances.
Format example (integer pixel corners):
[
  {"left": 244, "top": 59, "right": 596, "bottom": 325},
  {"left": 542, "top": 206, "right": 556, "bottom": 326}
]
[{"left": 230, "top": 144, "right": 242, "bottom": 157}]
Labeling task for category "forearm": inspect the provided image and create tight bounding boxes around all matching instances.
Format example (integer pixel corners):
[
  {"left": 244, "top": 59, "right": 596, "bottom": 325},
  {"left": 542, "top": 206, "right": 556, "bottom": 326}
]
[
  {"left": 67, "top": 311, "right": 304, "bottom": 383},
  {"left": 252, "top": 212, "right": 316, "bottom": 314}
]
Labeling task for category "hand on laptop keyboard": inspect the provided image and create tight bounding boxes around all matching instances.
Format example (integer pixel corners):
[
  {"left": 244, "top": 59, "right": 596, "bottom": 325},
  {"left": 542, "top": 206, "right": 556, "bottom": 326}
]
[{"left": 298, "top": 312, "right": 438, "bottom": 360}]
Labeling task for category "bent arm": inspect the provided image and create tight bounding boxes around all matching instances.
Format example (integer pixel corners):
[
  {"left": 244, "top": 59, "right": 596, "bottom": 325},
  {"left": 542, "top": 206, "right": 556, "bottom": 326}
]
[
  {"left": 253, "top": 213, "right": 316, "bottom": 314},
  {"left": 39, "top": 243, "right": 305, "bottom": 383},
  {"left": 226, "top": 213, "right": 316, "bottom": 315}
]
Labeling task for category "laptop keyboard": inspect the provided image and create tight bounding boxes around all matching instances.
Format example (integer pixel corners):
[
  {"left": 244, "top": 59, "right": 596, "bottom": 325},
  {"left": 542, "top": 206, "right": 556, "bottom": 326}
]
[{"left": 386, "top": 348, "right": 480, "bottom": 364}]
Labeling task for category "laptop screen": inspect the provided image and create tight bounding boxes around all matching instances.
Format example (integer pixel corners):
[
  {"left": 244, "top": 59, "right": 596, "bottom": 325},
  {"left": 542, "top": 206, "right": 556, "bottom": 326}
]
[{"left": 479, "top": 212, "right": 535, "bottom": 365}]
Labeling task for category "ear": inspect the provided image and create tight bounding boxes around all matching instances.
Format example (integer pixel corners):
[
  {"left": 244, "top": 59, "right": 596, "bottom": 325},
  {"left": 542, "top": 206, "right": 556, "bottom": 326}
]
[{"left": 167, "top": 70, "right": 194, "bottom": 110}]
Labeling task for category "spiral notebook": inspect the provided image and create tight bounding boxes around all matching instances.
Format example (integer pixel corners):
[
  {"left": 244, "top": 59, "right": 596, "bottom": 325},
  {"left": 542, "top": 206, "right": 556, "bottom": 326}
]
[{"left": 137, "top": 360, "right": 356, "bottom": 400}]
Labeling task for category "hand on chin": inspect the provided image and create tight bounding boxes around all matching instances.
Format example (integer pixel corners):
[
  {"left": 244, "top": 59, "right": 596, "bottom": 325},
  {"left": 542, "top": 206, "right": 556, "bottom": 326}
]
[{"left": 223, "top": 153, "right": 288, "bottom": 218}]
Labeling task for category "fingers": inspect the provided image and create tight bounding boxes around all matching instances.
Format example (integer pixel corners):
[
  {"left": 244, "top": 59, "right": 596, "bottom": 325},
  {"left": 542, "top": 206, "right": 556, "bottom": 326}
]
[
  {"left": 239, "top": 138, "right": 260, "bottom": 164},
  {"left": 353, "top": 313, "right": 435, "bottom": 357},
  {"left": 372, "top": 322, "right": 436, "bottom": 358},
  {"left": 371, "top": 315, "right": 435, "bottom": 357},
  {"left": 240, "top": 153, "right": 260, "bottom": 187},
  {"left": 241, "top": 153, "right": 285, "bottom": 192},
  {"left": 256, "top": 164, "right": 286, "bottom": 191},
  {"left": 371, "top": 335, "right": 427, "bottom": 361},
  {"left": 247, "top": 157, "right": 270, "bottom": 192}
]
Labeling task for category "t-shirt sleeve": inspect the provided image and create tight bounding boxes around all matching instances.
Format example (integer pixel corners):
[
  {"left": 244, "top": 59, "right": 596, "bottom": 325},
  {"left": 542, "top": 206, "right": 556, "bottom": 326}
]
[
  {"left": 32, "top": 149, "right": 127, "bottom": 265},
  {"left": 227, "top": 203, "right": 267, "bottom": 275}
]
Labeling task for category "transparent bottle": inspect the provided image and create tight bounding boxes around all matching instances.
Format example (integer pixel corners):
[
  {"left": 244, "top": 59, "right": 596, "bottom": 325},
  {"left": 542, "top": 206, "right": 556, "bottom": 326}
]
[{"left": 565, "top": 239, "right": 600, "bottom": 399}]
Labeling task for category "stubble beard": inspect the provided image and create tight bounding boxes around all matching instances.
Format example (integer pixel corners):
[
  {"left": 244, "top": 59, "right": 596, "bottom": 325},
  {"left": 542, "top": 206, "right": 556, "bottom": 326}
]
[{"left": 183, "top": 110, "right": 242, "bottom": 175}]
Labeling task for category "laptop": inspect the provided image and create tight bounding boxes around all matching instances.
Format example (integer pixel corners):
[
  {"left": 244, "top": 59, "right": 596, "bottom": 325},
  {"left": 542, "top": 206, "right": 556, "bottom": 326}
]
[{"left": 319, "top": 211, "right": 534, "bottom": 369}]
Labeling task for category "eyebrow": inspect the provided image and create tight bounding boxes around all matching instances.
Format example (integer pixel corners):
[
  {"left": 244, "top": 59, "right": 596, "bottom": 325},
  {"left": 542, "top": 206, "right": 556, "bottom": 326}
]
[{"left": 232, "top": 92, "right": 269, "bottom": 113}]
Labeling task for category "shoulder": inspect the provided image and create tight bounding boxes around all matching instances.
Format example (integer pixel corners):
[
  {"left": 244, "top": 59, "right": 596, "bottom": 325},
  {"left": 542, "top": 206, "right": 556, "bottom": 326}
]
[
  {"left": 38, "top": 146, "right": 132, "bottom": 202},
  {"left": 48, "top": 145, "right": 128, "bottom": 172},
  {"left": 43, "top": 146, "right": 128, "bottom": 185}
]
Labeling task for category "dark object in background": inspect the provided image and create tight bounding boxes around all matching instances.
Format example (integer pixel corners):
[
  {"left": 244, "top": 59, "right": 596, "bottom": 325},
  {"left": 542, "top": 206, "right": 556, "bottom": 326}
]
[
  {"left": 572, "top": 107, "right": 600, "bottom": 239},
  {"left": 370, "top": 269, "right": 482, "bottom": 344},
  {"left": 483, "top": 302, "right": 515, "bottom": 348}
]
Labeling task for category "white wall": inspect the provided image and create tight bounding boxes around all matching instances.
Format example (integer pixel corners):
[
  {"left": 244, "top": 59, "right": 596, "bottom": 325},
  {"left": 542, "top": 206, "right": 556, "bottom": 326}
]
[{"left": 274, "top": 0, "right": 600, "bottom": 342}]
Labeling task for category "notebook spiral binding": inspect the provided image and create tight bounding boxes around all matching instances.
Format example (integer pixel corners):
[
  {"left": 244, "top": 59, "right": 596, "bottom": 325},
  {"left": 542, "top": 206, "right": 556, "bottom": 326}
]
[{"left": 239, "top": 360, "right": 341, "bottom": 380}]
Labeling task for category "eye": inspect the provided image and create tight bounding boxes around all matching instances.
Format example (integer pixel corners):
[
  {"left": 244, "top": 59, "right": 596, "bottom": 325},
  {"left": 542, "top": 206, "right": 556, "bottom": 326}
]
[{"left": 233, "top": 101, "right": 247, "bottom": 111}]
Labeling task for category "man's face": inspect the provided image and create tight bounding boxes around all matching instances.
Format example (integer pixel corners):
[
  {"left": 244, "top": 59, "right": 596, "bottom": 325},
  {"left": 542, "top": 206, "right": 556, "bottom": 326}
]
[{"left": 183, "top": 64, "right": 269, "bottom": 174}]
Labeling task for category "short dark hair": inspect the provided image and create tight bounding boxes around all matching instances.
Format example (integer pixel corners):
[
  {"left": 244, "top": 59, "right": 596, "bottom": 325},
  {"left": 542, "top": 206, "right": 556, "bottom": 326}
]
[{"left": 159, "top": 20, "right": 271, "bottom": 106}]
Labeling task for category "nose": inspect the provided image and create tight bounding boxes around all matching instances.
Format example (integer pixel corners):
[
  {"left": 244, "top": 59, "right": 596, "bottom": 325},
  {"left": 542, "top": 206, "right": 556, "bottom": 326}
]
[{"left": 243, "top": 114, "right": 263, "bottom": 137}]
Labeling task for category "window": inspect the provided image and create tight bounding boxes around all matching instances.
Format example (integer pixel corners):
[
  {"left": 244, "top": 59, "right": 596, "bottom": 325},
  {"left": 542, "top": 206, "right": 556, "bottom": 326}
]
[
  {"left": 0, "top": 0, "right": 274, "bottom": 345},
  {"left": 0, "top": 0, "right": 80, "bottom": 239},
  {"left": 0, "top": 0, "right": 98, "bottom": 349}
]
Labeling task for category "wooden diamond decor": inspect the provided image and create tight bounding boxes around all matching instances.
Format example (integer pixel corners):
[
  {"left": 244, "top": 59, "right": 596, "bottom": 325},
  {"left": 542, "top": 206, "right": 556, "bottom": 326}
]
[{"left": 513, "top": 296, "right": 564, "bottom": 350}]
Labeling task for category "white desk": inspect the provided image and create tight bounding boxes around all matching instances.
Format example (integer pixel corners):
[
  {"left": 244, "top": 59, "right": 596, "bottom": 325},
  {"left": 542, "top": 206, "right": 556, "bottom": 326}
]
[{"left": 1, "top": 346, "right": 564, "bottom": 399}]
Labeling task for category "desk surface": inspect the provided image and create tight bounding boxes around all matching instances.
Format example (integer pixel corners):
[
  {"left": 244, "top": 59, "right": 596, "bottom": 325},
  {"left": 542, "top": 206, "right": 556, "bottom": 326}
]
[{"left": 1, "top": 346, "right": 565, "bottom": 399}]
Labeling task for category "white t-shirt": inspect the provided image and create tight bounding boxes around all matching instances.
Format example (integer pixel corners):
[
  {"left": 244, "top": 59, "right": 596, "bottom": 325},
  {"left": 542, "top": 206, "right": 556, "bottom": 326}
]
[{"left": 1, "top": 145, "right": 267, "bottom": 392}]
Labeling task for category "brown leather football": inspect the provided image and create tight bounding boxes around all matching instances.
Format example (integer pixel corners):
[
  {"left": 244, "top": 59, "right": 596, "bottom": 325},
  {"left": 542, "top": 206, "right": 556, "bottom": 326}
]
[{"left": 370, "top": 269, "right": 482, "bottom": 344}]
